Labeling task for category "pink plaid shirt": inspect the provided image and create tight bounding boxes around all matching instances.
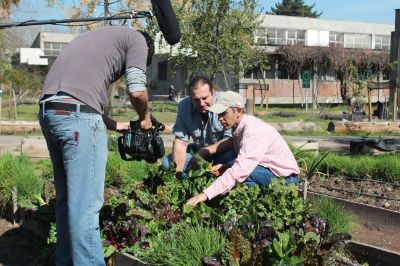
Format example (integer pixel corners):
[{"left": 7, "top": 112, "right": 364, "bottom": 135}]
[{"left": 203, "top": 114, "right": 300, "bottom": 200}]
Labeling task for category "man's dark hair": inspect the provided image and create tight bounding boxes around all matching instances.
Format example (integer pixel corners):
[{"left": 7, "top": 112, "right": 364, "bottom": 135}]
[
  {"left": 138, "top": 30, "right": 155, "bottom": 66},
  {"left": 188, "top": 76, "right": 213, "bottom": 94}
]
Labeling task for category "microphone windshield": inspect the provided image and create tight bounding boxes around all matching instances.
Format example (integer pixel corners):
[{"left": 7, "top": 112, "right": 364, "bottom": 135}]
[{"left": 151, "top": 0, "right": 181, "bottom": 45}]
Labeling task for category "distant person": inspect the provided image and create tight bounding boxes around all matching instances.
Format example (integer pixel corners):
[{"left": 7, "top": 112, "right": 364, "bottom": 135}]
[
  {"left": 162, "top": 76, "right": 236, "bottom": 178},
  {"left": 187, "top": 91, "right": 299, "bottom": 206},
  {"left": 38, "top": 26, "right": 154, "bottom": 265},
  {"left": 168, "top": 84, "right": 176, "bottom": 101}
]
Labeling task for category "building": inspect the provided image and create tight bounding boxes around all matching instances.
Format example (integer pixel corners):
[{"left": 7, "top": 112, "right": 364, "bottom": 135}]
[
  {"left": 20, "top": 14, "right": 394, "bottom": 105},
  {"left": 20, "top": 32, "right": 76, "bottom": 66},
  {"left": 244, "top": 14, "right": 393, "bottom": 105}
]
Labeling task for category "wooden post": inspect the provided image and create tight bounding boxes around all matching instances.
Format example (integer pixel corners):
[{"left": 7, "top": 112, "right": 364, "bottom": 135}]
[
  {"left": 12, "top": 89, "right": 17, "bottom": 120},
  {"left": 394, "top": 79, "right": 398, "bottom": 122},
  {"left": 252, "top": 86, "right": 255, "bottom": 112},
  {"left": 8, "top": 83, "right": 12, "bottom": 119},
  {"left": 302, "top": 180, "right": 308, "bottom": 200},
  {"left": 12, "top": 186, "right": 18, "bottom": 225}
]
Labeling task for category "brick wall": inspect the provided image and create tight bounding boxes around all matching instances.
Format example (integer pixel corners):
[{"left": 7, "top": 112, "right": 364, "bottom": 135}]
[{"left": 240, "top": 79, "right": 390, "bottom": 105}]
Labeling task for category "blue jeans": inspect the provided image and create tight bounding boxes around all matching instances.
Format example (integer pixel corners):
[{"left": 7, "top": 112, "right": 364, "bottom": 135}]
[
  {"left": 245, "top": 165, "right": 299, "bottom": 187},
  {"left": 39, "top": 108, "right": 107, "bottom": 266},
  {"left": 162, "top": 145, "right": 237, "bottom": 177}
]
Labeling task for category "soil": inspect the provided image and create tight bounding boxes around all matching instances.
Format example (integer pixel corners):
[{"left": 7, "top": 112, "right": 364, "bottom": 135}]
[
  {"left": 308, "top": 175, "right": 400, "bottom": 253},
  {"left": 0, "top": 218, "right": 44, "bottom": 266},
  {"left": 308, "top": 176, "right": 400, "bottom": 212},
  {"left": 352, "top": 222, "right": 400, "bottom": 253}
]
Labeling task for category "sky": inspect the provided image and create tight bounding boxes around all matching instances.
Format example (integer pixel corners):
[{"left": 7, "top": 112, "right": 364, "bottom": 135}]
[
  {"left": 5, "top": 0, "right": 399, "bottom": 45},
  {"left": 260, "top": 0, "right": 398, "bottom": 24},
  {"left": 9, "top": 0, "right": 399, "bottom": 25}
]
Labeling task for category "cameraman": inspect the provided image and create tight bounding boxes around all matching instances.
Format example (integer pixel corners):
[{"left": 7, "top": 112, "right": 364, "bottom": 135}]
[
  {"left": 38, "top": 27, "right": 154, "bottom": 266},
  {"left": 162, "top": 76, "right": 236, "bottom": 178}
]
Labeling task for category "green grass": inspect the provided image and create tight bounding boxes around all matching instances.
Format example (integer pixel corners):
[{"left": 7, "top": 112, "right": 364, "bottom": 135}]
[
  {"left": 311, "top": 197, "right": 355, "bottom": 235},
  {"left": 141, "top": 222, "right": 226, "bottom": 266},
  {"left": 4, "top": 102, "right": 400, "bottom": 137},
  {"left": 0, "top": 154, "right": 44, "bottom": 210},
  {"left": 319, "top": 153, "right": 400, "bottom": 182},
  {"left": 1, "top": 103, "right": 39, "bottom": 121}
]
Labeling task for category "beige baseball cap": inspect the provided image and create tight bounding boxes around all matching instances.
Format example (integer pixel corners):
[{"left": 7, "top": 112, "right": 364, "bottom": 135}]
[{"left": 208, "top": 91, "right": 245, "bottom": 114}]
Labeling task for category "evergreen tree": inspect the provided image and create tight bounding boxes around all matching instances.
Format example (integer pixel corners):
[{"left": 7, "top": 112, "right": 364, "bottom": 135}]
[{"left": 270, "top": 0, "right": 322, "bottom": 18}]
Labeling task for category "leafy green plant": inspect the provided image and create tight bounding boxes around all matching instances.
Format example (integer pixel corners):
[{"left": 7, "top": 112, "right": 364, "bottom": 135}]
[
  {"left": 105, "top": 152, "right": 147, "bottom": 190},
  {"left": 311, "top": 197, "right": 354, "bottom": 235},
  {"left": 219, "top": 179, "right": 309, "bottom": 230},
  {"left": 267, "top": 231, "right": 303, "bottom": 266},
  {"left": 141, "top": 222, "right": 226, "bottom": 266},
  {"left": 290, "top": 144, "right": 329, "bottom": 179},
  {"left": 222, "top": 228, "right": 252, "bottom": 266}
]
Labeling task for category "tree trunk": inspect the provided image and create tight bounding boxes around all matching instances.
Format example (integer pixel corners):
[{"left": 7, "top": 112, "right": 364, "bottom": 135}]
[{"left": 368, "top": 90, "right": 372, "bottom": 122}]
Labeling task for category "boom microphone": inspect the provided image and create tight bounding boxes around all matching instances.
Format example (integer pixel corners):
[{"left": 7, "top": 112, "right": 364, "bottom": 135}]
[{"left": 151, "top": 0, "right": 181, "bottom": 45}]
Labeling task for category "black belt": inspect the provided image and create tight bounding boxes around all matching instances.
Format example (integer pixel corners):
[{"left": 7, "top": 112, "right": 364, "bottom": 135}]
[{"left": 40, "top": 101, "right": 99, "bottom": 114}]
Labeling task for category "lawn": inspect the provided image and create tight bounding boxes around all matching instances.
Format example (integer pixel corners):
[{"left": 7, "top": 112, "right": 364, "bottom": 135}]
[{"left": 2, "top": 101, "right": 396, "bottom": 137}]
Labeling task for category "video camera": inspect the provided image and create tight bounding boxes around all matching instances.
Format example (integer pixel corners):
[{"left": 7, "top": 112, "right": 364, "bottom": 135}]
[{"left": 118, "top": 115, "right": 165, "bottom": 163}]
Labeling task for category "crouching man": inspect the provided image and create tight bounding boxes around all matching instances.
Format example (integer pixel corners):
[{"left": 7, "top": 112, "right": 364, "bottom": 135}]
[
  {"left": 162, "top": 76, "right": 236, "bottom": 178},
  {"left": 187, "top": 91, "right": 299, "bottom": 206}
]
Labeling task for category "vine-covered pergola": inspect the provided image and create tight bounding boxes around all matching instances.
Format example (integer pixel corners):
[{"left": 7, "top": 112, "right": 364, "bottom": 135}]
[{"left": 275, "top": 45, "right": 391, "bottom": 119}]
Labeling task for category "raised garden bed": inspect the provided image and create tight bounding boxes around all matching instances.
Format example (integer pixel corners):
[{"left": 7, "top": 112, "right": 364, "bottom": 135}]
[
  {"left": 347, "top": 241, "right": 400, "bottom": 266},
  {"left": 109, "top": 242, "right": 400, "bottom": 266},
  {"left": 307, "top": 190, "right": 400, "bottom": 232}
]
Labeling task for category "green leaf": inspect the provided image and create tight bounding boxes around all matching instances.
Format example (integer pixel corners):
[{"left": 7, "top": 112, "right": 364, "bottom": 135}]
[{"left": 103, "top": 245, "right": 117, "bottom": 258}]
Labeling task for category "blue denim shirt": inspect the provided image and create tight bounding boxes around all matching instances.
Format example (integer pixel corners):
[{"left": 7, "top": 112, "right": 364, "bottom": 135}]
[{"left": 173, "top": 96, "right": 232, "bottom": 149}]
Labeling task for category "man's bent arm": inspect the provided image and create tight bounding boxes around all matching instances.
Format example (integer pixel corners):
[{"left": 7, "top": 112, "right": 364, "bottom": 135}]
[
  {"left": 172, "top": 138, "right": 189, "bottom": 173},
  {"left": 129, "top": 91, "right": 152, "bottom": 129},
  {"left": 199, "top": 137, "right": 234, "bottom": 157},
  {"left": 102, "top": 115, "right": 129, "bottom": 131}
]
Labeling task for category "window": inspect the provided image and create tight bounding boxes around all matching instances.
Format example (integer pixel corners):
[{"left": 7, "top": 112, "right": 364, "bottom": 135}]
[
  {"left": 267, "top": 28, "right": 286, "bottom": 45},
  {"left": 157, "top": 61, "right": 168, "bottom": 81},
  {"left": 266, "top": 28, "right": 305, "bottom": 46},
  {"left": 329, "top": 32, "right": 344, "bottom": 47},
  {"left": 344, "top": 33, "right": 371, "bottom": 49},
  {"left": 256, "top": 28, "right": 267, "bottom": 37},
  {"left": 43, "top": 42, "right": 68, "bottom": 56},
  {"left": 375, "top": 35, "right": 390, "bottom": 50},
  {"left": 243, "top": 67, "right": 264, "bottom": 79}
]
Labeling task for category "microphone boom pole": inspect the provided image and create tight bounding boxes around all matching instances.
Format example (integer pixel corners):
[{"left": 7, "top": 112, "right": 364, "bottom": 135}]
[{"left": 0, "top": 11, "right": 153, "bottom": 29}]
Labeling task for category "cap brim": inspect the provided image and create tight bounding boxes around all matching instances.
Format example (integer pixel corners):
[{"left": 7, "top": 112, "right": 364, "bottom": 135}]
[{"left": 208, "top": 104, "right": 229, "bottom": 114}]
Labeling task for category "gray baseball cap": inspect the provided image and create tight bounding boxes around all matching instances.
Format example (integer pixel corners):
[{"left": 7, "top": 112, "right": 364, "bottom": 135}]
[{"left": 208, "top": 91, "right": 245, "bottom": 114}]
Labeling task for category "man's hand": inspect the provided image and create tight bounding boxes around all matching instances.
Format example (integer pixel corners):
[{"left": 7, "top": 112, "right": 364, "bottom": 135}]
[
  {"left": 186, "top": 192, "right": 208, "bottom": 206},
  {"left": 211, "top": 164, "right": 228, "bottom": 176},
  {"left": 116, "top": 122, "right": 130, "bottom": 132}
]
